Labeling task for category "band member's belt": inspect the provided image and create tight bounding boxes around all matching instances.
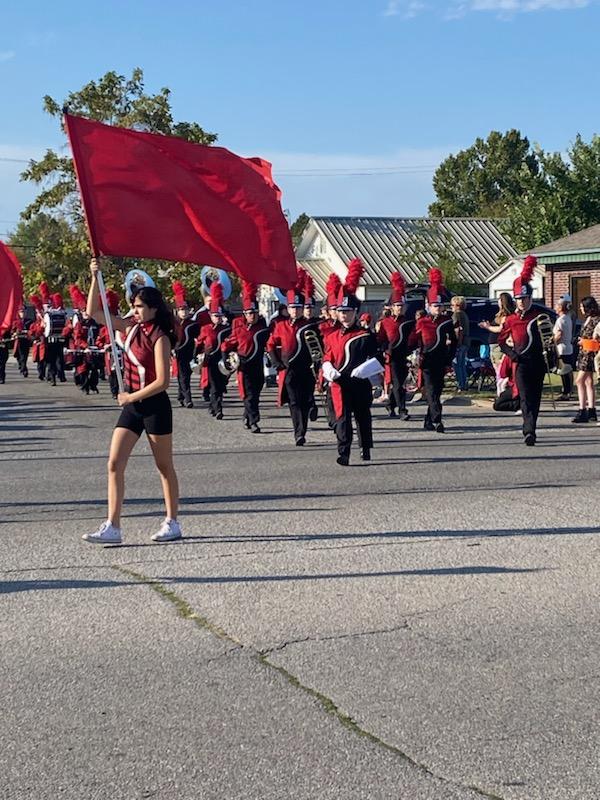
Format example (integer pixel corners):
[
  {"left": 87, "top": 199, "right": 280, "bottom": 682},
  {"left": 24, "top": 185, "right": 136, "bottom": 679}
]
[{"left": 580, "top": 339, "right": 600, "bottom": 352}]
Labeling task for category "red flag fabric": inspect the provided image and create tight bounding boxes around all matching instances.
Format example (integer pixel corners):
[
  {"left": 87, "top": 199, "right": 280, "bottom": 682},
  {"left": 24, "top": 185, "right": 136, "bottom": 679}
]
[
  {"left": 0, "top": 240, "right": 23, "bottom": 333},
  {"left": 64, "top": 113, "right": 297, "bottom": 288}
]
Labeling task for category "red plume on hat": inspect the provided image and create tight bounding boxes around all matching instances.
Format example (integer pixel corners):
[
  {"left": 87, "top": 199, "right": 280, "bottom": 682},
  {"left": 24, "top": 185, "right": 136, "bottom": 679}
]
[
  {"left": 172, "top": 281, "right": 188, "bottom": 308},
  {"left": 105, "top": 289, "right": 121, "bottom": 316},
  {"left": 210, "top": 281, "right": 225, "bottom": 314},
  {"left": 336, "top": 257, "right": 364, "bottom": 310},
  {"left": 427, "top": 267, "right": 447, "bottom": 305},
  {"left": 390, "top": 271, "right": 406, "bottom": 304},
  {"left": 68, "top": 284, "right": 87, "bottom": 311},
  {"left": 242, "top": 280, "right": 258, "bottom": 311},
  {"left": 303, "top": 271, "right": 315, "bottom": 305},
  {"left": 513, "top": 255, "right": 537, "bottom": 299},
  {"left": 325, "top": 273, "right": 342, "bottom": 308},
  {"left": 51, "top": 292, "right": 64, "bottom": 309},
  {"left": 38, "top": 281, "right": 51, "bottom": 306},
  {"left": 29, "top": 294, "right": 43, "bottom": 314}
]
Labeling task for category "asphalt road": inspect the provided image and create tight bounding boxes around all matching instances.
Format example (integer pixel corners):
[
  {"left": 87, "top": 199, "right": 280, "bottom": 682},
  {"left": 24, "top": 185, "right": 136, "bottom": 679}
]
[{"left": 1, "top": 362, "right": 599, "bottom": 800}]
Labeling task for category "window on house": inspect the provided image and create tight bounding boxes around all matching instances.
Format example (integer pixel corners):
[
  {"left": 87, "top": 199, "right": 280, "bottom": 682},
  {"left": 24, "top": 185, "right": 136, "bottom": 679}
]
[{"left": 570, "top": 276, "right": 591, "bottom": 318}]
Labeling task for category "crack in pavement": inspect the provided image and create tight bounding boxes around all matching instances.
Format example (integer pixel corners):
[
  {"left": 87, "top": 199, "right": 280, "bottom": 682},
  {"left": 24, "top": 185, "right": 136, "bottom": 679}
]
[{"left": 113, "top": 565, "right": 504, "bottom": 800}]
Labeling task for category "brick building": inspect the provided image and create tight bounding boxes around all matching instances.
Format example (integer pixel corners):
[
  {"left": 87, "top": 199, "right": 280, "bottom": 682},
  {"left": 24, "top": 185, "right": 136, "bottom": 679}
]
[{"left": 533, "top": 224, "right": 600, "bottom": 317}]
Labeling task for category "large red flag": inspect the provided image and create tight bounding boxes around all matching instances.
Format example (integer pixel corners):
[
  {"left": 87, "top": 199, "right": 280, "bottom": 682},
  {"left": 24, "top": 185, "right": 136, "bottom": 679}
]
[
  {"left": 0, "top": 241, "right": 23, "bottom": 333},
  {"left": 64, "top": 113, "right": 297, "bottom": 287}
]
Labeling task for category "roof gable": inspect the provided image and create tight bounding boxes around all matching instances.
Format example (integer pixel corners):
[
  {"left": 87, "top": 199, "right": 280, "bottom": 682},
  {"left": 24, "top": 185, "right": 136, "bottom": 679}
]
[
  {"left": 533, "top": 223, "right": 600, "bottom": 256},
  {"left": 301, "top": 216, "right": 516, "bottom": 287}
]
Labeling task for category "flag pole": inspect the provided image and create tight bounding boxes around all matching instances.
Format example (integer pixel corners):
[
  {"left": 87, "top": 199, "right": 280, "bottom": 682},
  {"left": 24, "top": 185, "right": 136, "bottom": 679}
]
[{"left": 63, "top": 110, "right": 125, "bottom": 395}]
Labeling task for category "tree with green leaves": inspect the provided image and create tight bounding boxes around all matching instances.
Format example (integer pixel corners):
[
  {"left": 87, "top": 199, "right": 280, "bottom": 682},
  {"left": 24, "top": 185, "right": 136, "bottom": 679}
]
[
  {"left": 429, "top": 130, "right": 539, "bottom": 219},
  {"left": 290, "top": 212, "right": 310, "bottom": 247},
  {"left": 10, "top": 68, "right": 217, "bottom": 300}
]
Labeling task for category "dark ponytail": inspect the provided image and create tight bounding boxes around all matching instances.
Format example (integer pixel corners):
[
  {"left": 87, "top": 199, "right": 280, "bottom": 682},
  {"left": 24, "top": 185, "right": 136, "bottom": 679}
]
[{"left": 134, "top": 286, "right": 178, "bottom": 347}]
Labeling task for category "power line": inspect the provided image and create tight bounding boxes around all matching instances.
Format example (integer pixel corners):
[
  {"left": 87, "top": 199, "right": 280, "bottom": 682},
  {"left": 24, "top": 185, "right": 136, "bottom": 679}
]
[{"left": 0, "top": 156, "right": 30, "bottom": 164}]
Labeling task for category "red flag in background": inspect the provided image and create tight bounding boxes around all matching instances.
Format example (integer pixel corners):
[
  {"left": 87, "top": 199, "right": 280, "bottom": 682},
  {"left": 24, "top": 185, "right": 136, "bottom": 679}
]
[
  {"left": 64, "top": 113, "right": 297, "bottom": 288},
  {"left": 0, "top": 241, "right": 23, "bottom": 333}
]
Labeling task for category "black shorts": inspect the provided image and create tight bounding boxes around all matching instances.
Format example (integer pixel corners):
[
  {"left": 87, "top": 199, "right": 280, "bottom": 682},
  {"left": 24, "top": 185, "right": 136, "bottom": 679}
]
[{"left": 116, "top": 391, "right": 173, "bottom": 436}]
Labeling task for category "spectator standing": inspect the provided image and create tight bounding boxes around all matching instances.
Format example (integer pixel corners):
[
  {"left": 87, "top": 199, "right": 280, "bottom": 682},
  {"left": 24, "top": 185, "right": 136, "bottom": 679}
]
[
  {"left": 451, "top": 296, "right": 470, "bottom": 391},
  {"left": 572, "top": 296, "right": 600, "bottom": 423},
  {"left": 553, "top": 299, "right": 574, "bottom": 401},
  {"left": 479, "top": 293, "right": 516, "bottom": 372}
]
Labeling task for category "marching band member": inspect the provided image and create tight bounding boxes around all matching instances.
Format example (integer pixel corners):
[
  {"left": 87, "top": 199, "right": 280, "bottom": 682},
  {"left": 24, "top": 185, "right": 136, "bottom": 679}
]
[
  {"left": 301, "top": 269, "right": 320, "bottom": 422},
  {"left": 377, "top": 271, "right": 414, "bottom": 421},
  {"left": 222, "top": 280, "right": 269, "bottom": 433},
  {"left": 409, "top": 269, "right": 457, "bottom": 433},
  {"left": 195, "top": 281, "right": 231, "bottom": 419},
  {"left": 12, "top": 307, "right": 32, "bottom": 377},
  {"left": 322, "top": 258, "right": 381, "bottom": 465},
  {"left": 28, "top": 294, "right": 47, "bottom": 381},
  {"left": 96, "top": 288, "right": 123, "bottom": 399},
  {"left": 498, "top": 256, "right": 547, "bottom": 446},
  {"left": 171, "top": 281, "right": 199, "bottom": 409},
  {"left": 44, "top": 291, "right": 68, "bottom": 386},
  {"left": 318, "top": 274, "right": 343, "bottom": 428},
  {"left": 83, "top": 258, "right": 183, "bottom": 544},
  {"left": 0, "top": 324, "right": 10, "bottom": 383},
  {"left": 267, "top": 280, "right": 320, "bottom": 446}
]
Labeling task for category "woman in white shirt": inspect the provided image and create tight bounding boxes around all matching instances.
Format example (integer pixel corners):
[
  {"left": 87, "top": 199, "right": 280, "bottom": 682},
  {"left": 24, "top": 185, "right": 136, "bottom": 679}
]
[{"left": 553, "top": 298, "right": 574, "bottom": 401}]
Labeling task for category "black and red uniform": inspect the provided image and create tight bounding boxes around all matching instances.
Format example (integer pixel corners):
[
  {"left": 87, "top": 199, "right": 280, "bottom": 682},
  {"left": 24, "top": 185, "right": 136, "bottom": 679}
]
[
  {"left": 29, "top": 319, "right": 47, "bottom": 380},
  {"left": 377, "top": 314, "right": 415, "bottom": 417},
  {"left": 318, "top": 317, "right": 341, "bottom": 428},
  {"left": 498, "top": 306, "right": 545, "bottom": 439},
  {"left": 0, "top": 325, "right": 10, "bottom": 383},
  {"left": 324, "top": 323, "right": 379, "bottom": 461},
  {"left": 222, "top": 316, "right": 269, "bottom": 427},
  {"left": 12, "top": 318, "right": 31, "bottom": 377},
  {"left": 117, "top": 321, "right": 172, "bottom": 437},
  {"left": 174, "top": 308, "right": 208, "bottom": 407},
  {"left": 410, "top": 314, "right": 457, "bottom": 430},
  {"left": 196, "top": 320, "right": 232, "bottom": 417},
  {"left": 267, "top": 317, "right": 318, "bottom": 443}
]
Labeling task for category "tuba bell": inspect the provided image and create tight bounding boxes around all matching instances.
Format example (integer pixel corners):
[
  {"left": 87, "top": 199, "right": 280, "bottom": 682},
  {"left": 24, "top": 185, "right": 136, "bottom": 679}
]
[
  {"left": 124, "top": 269, "right": 156, "bottom": 303},
  {"left": 218, "top": 350, "right": 240, "bottom": 376}
]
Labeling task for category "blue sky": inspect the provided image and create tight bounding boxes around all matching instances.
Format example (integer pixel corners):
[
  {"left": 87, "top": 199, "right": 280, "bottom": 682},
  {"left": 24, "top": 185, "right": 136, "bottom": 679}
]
[{"left": 1, "top": 0, "right": 599, "bottom": 240}]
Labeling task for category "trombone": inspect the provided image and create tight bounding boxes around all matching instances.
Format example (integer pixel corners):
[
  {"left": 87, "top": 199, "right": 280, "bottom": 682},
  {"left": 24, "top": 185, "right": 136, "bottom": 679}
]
[{"left": 303, "top": 328, "right": 328, "bottom": 410}]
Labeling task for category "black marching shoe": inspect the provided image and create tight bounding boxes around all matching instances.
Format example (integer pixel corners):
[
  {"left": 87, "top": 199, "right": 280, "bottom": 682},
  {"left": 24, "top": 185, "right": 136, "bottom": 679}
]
[
  {"left": 216, "top": 411, "right": 224, "bottom": 420},
  {"left": 185, "top": 401, "right": 194, "bottom": 409},
  {"left": 401, "top": 408, "right": 410, "bottom": 421},
  {"left": 295, "top": 436, "right": 306, "bottom": 447},
  {"left": 423, "top": 420, "right": 435, "bottom": 431},
  {"left": 572, "top": 409, "right": 589, "bottom": 424},
  {"left": 243, "top": 417, "right": 251, "bottom": 429},
  {"left": 435, "top": 422, "right": 445, "bottom": 434},
  {"left": 360, "top": 448, "right": 371, "bottom": 461},
  {"left": 524, "top": 433, "right": 536, "bottom": 446},
  {"left": 386, "top": 406, "right": 397, "bottom": 418},
  {"left": 251, "top": 423, "right": 261, "bottom": 434},
  {"left": 588, "top": 408, "right": 597, "bottom": 422},
  {"left": 556, "top": 393, "right": 571, "bottom": 401},
  {"left": 336, "top": 454, "right": 350, "bottom": 466},
  {"left": 309, "top": 405, "right": 318, "bottom": 422}
]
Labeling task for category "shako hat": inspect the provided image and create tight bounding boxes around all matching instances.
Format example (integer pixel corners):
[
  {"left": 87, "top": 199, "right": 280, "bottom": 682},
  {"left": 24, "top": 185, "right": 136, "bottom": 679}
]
[{"left": 513, "top": 256, "right": 536, "bottom": 299}]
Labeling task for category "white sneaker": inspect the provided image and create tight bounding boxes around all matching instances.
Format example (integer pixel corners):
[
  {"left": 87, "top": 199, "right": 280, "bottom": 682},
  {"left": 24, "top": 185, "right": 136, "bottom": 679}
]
[
  {"left": 151, "top": 518, "right": 182, "bottom": 543},
  {"left": 82, "top": 521, "right": 122, "bottom": 544}
]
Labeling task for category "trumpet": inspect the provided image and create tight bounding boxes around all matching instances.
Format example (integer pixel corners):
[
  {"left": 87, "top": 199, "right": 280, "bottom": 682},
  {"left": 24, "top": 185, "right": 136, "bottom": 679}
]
[{"left": 536, "top": 313, "right": 556, "bottom": 410}]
